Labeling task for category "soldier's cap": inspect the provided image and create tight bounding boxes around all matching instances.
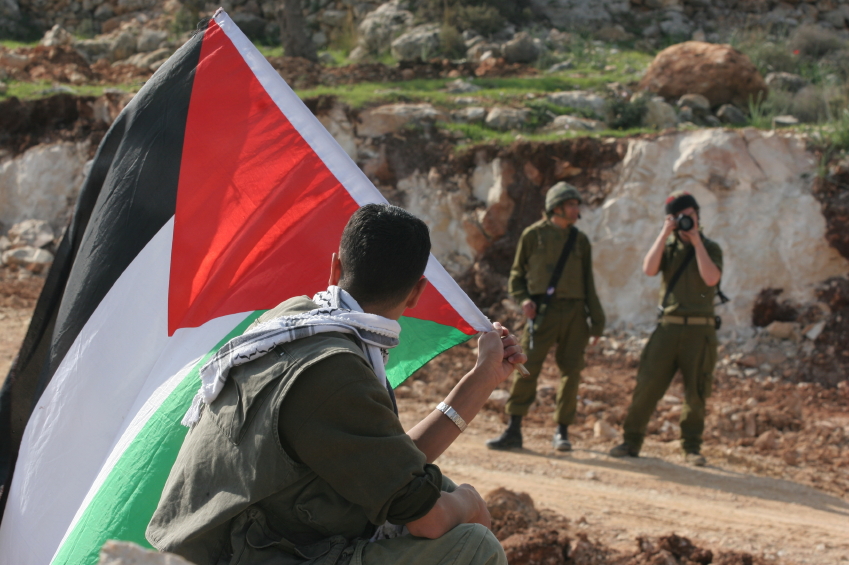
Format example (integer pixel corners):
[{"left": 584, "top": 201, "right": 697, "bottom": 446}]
[
  {"left": 665, "top": 191, "right": 699, "bottom": 215},
  {"left": 545, "top": 182, "right": 582, "bottom": 213}
]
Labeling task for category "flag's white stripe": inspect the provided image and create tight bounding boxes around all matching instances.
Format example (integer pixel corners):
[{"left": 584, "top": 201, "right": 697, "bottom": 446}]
[
  {"left": 212, "top": 11, "right": 491, "bottom": 334},
  {"left": 0, "top": 219, "right": 247, "bottom": 565}
]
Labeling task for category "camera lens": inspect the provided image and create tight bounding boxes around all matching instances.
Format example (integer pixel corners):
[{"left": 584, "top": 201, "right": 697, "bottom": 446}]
[{"left": 676, "top": 215, "right": 694, "bottom": 231}]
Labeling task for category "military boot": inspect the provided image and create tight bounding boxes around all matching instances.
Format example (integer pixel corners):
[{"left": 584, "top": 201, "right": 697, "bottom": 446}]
[
  {"left": 608, "top": 442, "right": 639, "bottom": 458},
  {"left": 486, "top": 415, "right": 523, "bottom": 450},
  {"left": 684, "top": 451, "right": 706, "bottom": 466},
  {"left": 552, "top": 424, "right": 572, "bottom": 452}
]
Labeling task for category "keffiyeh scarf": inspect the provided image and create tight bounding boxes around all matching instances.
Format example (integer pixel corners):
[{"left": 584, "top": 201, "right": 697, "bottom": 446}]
[{"left": 182, "top": 285, "right": 401, "bottom": 426}]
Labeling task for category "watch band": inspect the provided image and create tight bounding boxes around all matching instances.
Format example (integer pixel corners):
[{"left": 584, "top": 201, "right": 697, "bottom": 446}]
[{"left": 436, "top": 402, "right": 467, "bottom": 432}]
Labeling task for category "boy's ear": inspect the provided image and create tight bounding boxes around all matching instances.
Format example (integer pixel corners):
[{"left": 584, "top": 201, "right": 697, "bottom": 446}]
[
  {"left": 404, "top": 277, "right": 428, "bottom": 310},
  {"left": 329, "top": 252, "right": 343, "bottom": 286}
]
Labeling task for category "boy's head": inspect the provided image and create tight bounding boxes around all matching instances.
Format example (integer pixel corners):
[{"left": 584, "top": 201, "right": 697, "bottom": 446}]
[{"left": 338, "top": 204, "right": 431, "bottom": 309}]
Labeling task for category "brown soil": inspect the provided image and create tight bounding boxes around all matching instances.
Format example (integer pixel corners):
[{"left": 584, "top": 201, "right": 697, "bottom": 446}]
[
  {"left": 397, "top": 339, "right": 849, "bottom": 565},
  {"left": 268, "top": 56, "right": 536, "bottom": 90},
  {"left": 0, "top": 93, "right": 108, "bottom": 155},
  {"left": 0, "top": 45, "right": 151, "bottom": 85}
]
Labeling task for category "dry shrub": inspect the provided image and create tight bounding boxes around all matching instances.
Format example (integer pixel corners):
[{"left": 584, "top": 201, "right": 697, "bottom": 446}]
[
  {"left": 790, "top": 85, "right": 828, "bottom": 123},
  {"left": 789, "top": 24, "right": 846, "bottom": 59}
]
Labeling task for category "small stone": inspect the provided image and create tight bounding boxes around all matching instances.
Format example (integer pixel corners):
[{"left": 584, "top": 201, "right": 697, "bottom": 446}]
[
  {"left": 1, "top": 246, "right": 54, "bottom": 273},
  {"left": 677, "top": 93, "right": 711, "bottom": 112},
  {"left": 546, "top": 60, "right": 574, "bottom": 73},
  {"left": 766, "top": 320, "right": 797, "bottom": 340},
  {"left": 445, "top": 79, "right": 480, "bottom": 94},
  {"left": 7, "top": 219, "right": 54, "bottom": 248},
  {"left": 484, "top": 107, "right": 530, "bottom": 131},
  {"left": 486, "top": 389, "right": 510, "bottom": 410},
  {"left": 717, "top": 104, "right": 747, "bottom": 125},
  {"left": 805, "top": 321, "right": 826, "bottom": 341},
  {"left": 772, "top": 115, "right": 799, "bottom": 128},
  {"left": 593, "top": 420, "right": 618, "bottom": 440}
]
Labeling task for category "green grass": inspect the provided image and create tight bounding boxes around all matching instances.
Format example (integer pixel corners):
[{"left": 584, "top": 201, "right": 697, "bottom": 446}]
[
  {"left": 253, "top": 43, "right": 284, "bottom": 58},
  {"left": 0, "top": 80, "right": 138, "bottom": 100},
  {"left": 0, "top": 39, "right": 38, "bottom": 49}
]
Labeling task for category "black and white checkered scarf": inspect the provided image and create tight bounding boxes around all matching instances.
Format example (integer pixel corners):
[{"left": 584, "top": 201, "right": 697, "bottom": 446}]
[{"left": 182, "top": 285, "right": 401, "bottom": 426}]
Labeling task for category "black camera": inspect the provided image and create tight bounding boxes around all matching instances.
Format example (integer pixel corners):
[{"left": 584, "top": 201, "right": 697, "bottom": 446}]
[{"left": 675, "top": 214, "right": 694, "bottom": 231}]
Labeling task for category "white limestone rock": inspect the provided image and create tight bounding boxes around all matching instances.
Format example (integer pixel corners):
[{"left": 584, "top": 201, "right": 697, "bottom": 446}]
[
  {"left": 547, "top": 90, "right": 607, "bottom": 119},
  {"left": 7, "top": 219, "right": 54, "bottom": 248},
  {"left": 0, "top": 141, "right": 90, "bottom": 232},
  {"left": 580, "top": 128, "right": 849, "bottom": 328},
  {"left": 546, "top": 114, "right": 606, "bottom": 132},
  {"left": 357, "top": 103, "right": 447, "bottom": 138},
  {"left": 642, "top": 96, "right": 678, "bottom": 129},
  {"left": 484, "top": 107, "right": 530, "bottom": 131},
  {"left": 351, "top": 0, "right": 414, "bottom": 59},
  {"left": 40, "top": 24, "right": 73, "bottom": 47},
  {"left": 390, "top": 23, "right": 440, "bottom": 62},
  {"left": 316, "top": 102, "right": 358, "bottom": 160},
  {"left": 1, "top": 246, "right": 53, "bottom": 273}
]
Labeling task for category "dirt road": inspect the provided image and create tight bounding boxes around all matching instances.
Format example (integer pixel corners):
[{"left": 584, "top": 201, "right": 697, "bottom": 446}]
[{"left": 399, "top": 401, "right": 849, "bottom": 564}]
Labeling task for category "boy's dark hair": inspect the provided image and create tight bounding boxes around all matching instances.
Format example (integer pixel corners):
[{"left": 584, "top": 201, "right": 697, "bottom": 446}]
[{"left": 339, "top": 204, "right": 431, "bottom": 308}]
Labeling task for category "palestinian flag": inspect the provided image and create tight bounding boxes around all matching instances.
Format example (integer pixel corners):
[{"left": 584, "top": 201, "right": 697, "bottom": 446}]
[{"left": 0, "top": 11, "right": 491, "bottom": 565}]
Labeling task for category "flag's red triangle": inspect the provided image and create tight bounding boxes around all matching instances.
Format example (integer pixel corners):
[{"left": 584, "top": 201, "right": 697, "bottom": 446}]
[{"left": 167, "top": 20, "right": 358, "bottom": 335}]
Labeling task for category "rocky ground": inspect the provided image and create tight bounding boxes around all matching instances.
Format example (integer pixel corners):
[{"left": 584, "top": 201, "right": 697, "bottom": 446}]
[{"left": 1, "top": 270, "right": 847, "bottom": 565}]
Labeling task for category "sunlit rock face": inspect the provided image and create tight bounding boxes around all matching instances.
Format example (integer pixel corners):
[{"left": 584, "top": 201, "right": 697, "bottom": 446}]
[{"left": 580, "top": 128, "right": 848, "bottom": 328}]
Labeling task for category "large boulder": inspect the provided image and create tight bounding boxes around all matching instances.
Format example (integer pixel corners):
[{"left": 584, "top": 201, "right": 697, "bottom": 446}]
[
  {"left": 638, "top": 42, "right": 768, "bottom": 109},
  {"left": 350, "top": 0, "right": 414, "bottom": 59},
  {"left": 502, "top": 31, "right": 540, "bottom": 64},
  {"left": 582, "top": 129, "right": 848, "bottom": 327},
  {"left": 0, "top": 141, "right": 90, "bottom": 231},
  {"left": 357, "top": 103, "right": 447, "bottom": 137},
  {"left": 390, "top": 23, "right": 440, "bottom": 62}
]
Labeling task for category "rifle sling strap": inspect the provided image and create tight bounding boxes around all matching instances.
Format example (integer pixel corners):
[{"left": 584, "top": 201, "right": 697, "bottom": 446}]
[
  {"left": 539, "top": 226, "right": 578, "bottom": 313},
  {"left": 659, "top": 246, "right": 695, "bottom": 315}
]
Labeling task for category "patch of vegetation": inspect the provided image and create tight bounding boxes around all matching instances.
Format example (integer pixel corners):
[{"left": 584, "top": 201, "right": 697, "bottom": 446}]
[
  {"left": 439, "top": 24, "right": 466, "bottom": 59},
  {"left": 606, "top": 95, "right": 647, "bottom": 130},
  {"left": 0, "top": 80, "right": 139, "bottom": 100},
  {"left": 449, "top": 5, "right": 504, "bottom": 36},
  {"left": 0, "top": 39, "right": 38, "bottom": 49},
  {"left": 254, "top": 43, "right": 284, "bottom": 58}
]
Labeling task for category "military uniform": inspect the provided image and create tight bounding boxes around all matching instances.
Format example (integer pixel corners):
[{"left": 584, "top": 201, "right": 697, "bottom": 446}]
[
  {"left": 505, "top": 219, "right": 606, "bottom": 425},
  {"left": 147, "top": 297, "right": 505, "bottom": 565},
  {"left": 620, "top": 234, "right": 723, "bottom": 455}
]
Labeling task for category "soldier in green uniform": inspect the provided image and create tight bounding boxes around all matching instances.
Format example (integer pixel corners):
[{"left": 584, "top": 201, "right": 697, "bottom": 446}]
[
  {"left": 146, "top": 204, "right": 527, "bottom": 565},
  {"left": 609, "top": 191, "right": 723, "bottom": 466},
  {"left": 486, "top": 182, "right": 605, "bottom": 452}
]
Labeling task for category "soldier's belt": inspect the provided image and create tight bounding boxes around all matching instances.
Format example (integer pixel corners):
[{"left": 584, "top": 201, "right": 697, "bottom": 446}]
[{"left": 661, "top": 315, "right": 715, "bottom": 326}]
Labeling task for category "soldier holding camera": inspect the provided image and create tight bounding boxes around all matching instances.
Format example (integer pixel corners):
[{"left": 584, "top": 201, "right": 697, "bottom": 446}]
[
  {"left": 609, "top": 191, "right": 723, "bottom": 466},
  {"left": 486, "top": 182, "right": 605, "bottom": 452}
]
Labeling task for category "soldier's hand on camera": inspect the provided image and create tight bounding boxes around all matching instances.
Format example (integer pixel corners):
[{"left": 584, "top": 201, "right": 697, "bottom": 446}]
[
  {"left": 521, "top": 299, "right": 537, "bottom": 319},
  {"left": 661, "top": 214, "right": 677, "bottom": 238},
  {"left": 678, "top": 213, "right": 701, "bottom": 246}
]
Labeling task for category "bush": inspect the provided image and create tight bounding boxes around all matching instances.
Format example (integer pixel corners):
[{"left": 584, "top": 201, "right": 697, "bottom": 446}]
[
  {"left": 440, "top": 23, "right": 466, "bottom": 58},
  {"left": 744, "top": 41, "right": 799, "bottom": 75},
  {"left": 791, "top": 85, "right": 828, "bottom": 123},
  {"left": 605, "top": 96, "right": 647, "bottom": 130},
  {"left": 451, "top": 5, "right": 505, "bottom": 36},
  {"left": 789, "top": 24, "right": 846, "bottom": 59},
  {"left": 416, "top": 0, "right": 530, "bottom": 31}
]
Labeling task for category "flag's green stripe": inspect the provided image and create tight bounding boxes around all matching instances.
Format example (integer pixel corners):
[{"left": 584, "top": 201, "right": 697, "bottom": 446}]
[
  {"left": 51, "top": 311, "right": 265, "bottom": 565},
  {"left": 386, "top": 317, "right": 475, "bottom": 388},
  {"left": 52, "top": 312, "right": 470, "bottom": 564}
]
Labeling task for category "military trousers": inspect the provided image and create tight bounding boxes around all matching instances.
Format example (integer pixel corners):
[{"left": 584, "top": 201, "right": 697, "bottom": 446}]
[
  {"left": 505, "top": 298, "right": 589, "bottom": 425},
  {"left": 622, "top": 322, "right": 718, "bottom": 453}
]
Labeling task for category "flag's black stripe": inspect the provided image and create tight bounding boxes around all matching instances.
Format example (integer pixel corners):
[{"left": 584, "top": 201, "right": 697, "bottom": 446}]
[{"left": 0, "top": 23, "right": 208, "bottom": 521}]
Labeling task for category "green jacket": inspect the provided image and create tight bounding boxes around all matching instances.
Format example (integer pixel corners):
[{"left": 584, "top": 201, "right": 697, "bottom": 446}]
[
  {"left": 146, "top": 297, "right": 442, "bottom": 565},
  {"left": 508, "top": 219, "right": 606, "bottom": 336},
  {"left": 658, "top": 234, "right": 724, "bottom": 317}
]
